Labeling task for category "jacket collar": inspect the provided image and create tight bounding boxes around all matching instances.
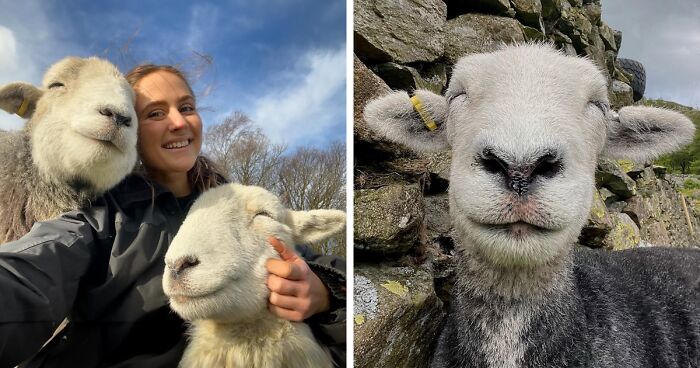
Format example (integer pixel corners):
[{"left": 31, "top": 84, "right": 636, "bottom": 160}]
[{"left": 108, "top": 174, "right": 174, "bottom": 208}]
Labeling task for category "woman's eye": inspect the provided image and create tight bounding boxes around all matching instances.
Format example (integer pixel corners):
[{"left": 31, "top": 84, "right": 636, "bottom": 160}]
[
  {"left": 48, "top": 82, "right": 65, "bottom": 89},
  {"left": 180, "top": 104, "right": 196, "bottom": 113},
  {"left": 146, "top": 110, "right": 166, "bottom": 119}
]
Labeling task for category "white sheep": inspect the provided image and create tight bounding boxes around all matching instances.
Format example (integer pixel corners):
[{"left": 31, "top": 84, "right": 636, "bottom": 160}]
[
  {"left": 364, "top": 43, "right": 700, "bottom": 367},
  {"left": 163, "top": 183, "right": 346, "bottom": 368},
  {"left": 0, "top": 57, "right": 138, "bottom": 243}
]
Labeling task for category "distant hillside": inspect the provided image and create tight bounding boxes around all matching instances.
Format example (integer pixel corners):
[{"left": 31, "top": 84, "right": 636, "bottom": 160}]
[{"left": 645, "top": 99, "right": 700, "bottom": 174}]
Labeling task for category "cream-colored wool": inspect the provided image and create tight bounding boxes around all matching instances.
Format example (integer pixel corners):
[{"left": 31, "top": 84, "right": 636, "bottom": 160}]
[
  {"left": 0, "top": 57, "right": 137, "bottom": 243},
  {"left": 163, "top": 183, "right": 345, "bottom": 368}
]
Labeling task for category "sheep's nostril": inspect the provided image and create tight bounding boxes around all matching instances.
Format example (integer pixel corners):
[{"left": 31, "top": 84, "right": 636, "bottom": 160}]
[
  {"left": 479, "top": 148, "right": 509, "bottom": 176},
  {"left": 531, "top": 154, "right": 562, "bottom": 179},
  {"left": 171, "top": 256, "right": 200, "bottom": 278},
  {"left": 99, "top": 108, "right": 114, "bottom": 117},
  {"left": 114, "top": 113, "right": 132, "bottom": 127},
  {"left": 99, "top": 108, "right": 131, "bottom": 127}
]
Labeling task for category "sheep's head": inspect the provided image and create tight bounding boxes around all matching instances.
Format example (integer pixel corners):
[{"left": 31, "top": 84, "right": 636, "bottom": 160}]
[
  {"left": 0, "top": 57, "right": 137, "bottom": 193},
  {"left": 163, "top": 183, "right": 346, "bottom": 322},
  {"left": 364, "top": 43, "right": 695, "bottom": 268}
]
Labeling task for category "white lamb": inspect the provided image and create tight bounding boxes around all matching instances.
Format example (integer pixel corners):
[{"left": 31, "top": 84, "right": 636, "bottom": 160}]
[
  {"left": 0, "top": 57, "right": 138, "bottom": 243},
  {"left": 163, "top": 183, "right": 346, "bottom": 368},
  {"left": 364, "top": 43, "right": 699, "bottom": 367}
]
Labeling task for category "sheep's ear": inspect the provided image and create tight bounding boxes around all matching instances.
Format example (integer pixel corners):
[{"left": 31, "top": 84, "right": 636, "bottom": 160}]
[
  {"left": 289, "top": 209, "right": 346, "bottom": 244},
  {"left": 363, "top": 89, "right": 449, "bottom": 152},
  {"left": 0, "top": 82, "right": 42, "bottom": 119},
  {"left": 602, "top": 105, "right": 696, "bottom": 162}
]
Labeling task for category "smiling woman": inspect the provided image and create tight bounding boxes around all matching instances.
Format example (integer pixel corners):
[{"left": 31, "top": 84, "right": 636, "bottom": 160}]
[{"left": 127, "top": 65, "right": 205, "bottom": 196}]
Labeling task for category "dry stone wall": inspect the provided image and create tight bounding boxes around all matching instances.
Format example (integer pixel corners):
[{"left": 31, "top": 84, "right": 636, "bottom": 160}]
[{"left": 353, "top": 0, "right": 698, "bottom": 366}]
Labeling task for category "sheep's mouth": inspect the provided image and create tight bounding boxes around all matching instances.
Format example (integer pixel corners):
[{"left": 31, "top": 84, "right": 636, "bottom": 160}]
[
  {"left": 166, "top": 279, "right": 233, "bottom": 305},
  {"left": 168, "top": 288, "right": 220, "bottom": 305},
  {"left": 476, "top": 221, "right": 554, "bottom": 237},
  {"left": 93, "top": 138, "right": 118, "bottom": 148},
  {"left": 73, "top": 130, "right": 127, "bottom": 152}
]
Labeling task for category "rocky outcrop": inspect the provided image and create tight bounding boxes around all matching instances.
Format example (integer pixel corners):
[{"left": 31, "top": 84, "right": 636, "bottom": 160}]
[
  {"left": 353, "top": 0, "right": 690, "bottom": 366},
  {"left": 354, "top": 0, "right": 447, "bottom": 63},
  {"left": 354, "top": 184, "right": 425, "bottom": 255},
  {"left": 444, "top": 13, "right": 525, "bottom": 63},
  {"left": 354, "top": 264, "right": 445, "bottom": 368}
]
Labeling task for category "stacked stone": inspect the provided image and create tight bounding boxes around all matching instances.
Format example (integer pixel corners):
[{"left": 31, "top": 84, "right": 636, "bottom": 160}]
[
  {"left": 353, "top": 1, "right": 693, "bottom": 366},
  {"left": 583, "top": 160, "right": 700, "bottom": 250},
  {"left": 354, "top": 55, "right": 448, "bottom": 368},
  {"left": 354, "top": 0, "right": 633, "bottom": 109}
]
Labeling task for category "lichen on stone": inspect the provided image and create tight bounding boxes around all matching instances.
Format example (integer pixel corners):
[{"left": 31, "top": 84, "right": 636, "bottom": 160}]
[
  {"left": 381, "top": 280, "right": 409, "bottom": 297},
  {"left": 354, "top": 275, "right": 379, "bottom": 320}
]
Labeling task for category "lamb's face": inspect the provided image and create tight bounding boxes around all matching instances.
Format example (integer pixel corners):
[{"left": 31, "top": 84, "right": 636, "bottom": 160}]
[
  {"left": 163, "top": 184, "right": 292, "bottom": 322},
  {"left": 445, "top": 46, "right": 609, "bottom": 266},
  {"left": 364, "top": 43, "right": 694, "bottom": 268},
  {"left": 30, "top": 57, "right": 138, "bottom": 192}
]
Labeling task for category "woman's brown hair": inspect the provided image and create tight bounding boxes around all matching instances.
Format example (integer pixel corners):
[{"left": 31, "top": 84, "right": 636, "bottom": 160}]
[{"left": 125, "top": 64, "right": 228, "bottom": 193}]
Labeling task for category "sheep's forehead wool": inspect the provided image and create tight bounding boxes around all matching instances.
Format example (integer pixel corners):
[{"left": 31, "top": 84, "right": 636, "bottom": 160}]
[
  {"left": 448, "top": 44, "right": 608, "bottom": 106},
  {"left": 42, "top": 57, "right": 124, "bottom": 88},
  {"left": 190, "top": 183, "right": 288, "bottom": 224}
]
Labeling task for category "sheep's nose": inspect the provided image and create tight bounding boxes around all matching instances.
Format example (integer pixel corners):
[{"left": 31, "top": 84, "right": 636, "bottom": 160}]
[
  {"left": 479, "top": 148, "right": 562, "bottom": 196},
  {"left": 99, "top": 108, "right": 132, "bottom": 127},
  {"left": 168, "top": 255, "right": 200, "bottom": 279}
]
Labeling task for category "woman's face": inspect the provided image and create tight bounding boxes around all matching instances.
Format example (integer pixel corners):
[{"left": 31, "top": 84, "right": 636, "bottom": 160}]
[{"left": 133, "top": 70, "right": 202, "bottom": 177}]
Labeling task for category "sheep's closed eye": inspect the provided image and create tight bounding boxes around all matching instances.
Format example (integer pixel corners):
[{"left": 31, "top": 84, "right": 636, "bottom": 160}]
[
  {"left": 590, "top": 101, "right": 609, "bottom": 114},
  {"left": 254, "top": 210, "right": 272, "bottom": 218},
  {"left": 48, "top": 82, "right": 65, "bottom": 89},
  {"left": 448, "top": 92, "right": 467, "bottom": 103}
]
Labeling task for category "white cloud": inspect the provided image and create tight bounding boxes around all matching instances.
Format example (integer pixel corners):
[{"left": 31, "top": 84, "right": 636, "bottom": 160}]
[
  {"left": 0, "top": 0, "right": 84, "bottom": 130},
  {"left": 0, "top": 26, "right": 18, "bottom": 72},
  {"left": 250, "top": 46, "right": 346, "bottom": 148},
  {"left": 0, "top": 26, "right": 25, "bottom": 130},
  {"left": 185, "top": 3, "right": 220, "bottom": 51}
]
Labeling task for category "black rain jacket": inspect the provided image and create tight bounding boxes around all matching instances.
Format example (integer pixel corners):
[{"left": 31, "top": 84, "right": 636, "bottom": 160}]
[{"left": 0, "top": 175, "right": 346, "bottom": 368}]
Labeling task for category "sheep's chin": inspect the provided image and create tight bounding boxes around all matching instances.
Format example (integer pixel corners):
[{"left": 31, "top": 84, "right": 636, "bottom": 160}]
[
  {"left": 456, "top": 218, "right": 575, "bottom": 267},
  {"left": 168, "top": 284, "right": 267, "bottom": 322}
]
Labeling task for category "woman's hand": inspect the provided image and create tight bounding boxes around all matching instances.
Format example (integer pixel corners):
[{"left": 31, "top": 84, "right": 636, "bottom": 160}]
[{"left": 266, "top": 237, "right": 331, "bottom": 321}]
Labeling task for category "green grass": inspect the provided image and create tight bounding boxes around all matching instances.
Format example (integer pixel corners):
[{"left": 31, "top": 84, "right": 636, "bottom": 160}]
[{"left": 645, "top": 99, "right": 700, "bottom": 174}]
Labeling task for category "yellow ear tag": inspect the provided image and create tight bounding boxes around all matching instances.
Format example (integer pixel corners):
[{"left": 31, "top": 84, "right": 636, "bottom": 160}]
[
  {"left": 16, "top": 99, "right": 29, "bottom": 117},
  {"left": 410, "top": 95, "right": 438, "bottom": 131}
]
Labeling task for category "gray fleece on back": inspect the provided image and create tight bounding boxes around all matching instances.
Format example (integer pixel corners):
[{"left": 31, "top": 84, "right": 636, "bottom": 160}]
[
  {"left": 432, "top": 246, "right": 700, "bottom": 367},
  {"left": 0, "top": 131, "right": 95, "bottom": 243}
]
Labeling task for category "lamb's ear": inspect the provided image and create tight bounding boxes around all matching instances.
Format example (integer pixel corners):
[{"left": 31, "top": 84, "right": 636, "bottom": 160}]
[
  {"left": 289, "top": 209, "right": 346, "bottom": 244},
  {"left": 363, "top": 89, "right": 449, "bottom": 152},
  {"left": 0, "top": 82, "right": 42, "bottom": 119},
  {"left": 602, "top": 105, "right": 696, "bottom": 162}
]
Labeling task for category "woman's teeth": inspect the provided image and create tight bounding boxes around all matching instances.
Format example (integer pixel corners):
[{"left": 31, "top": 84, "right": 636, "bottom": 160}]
[{"left": 164, "top": 140, "right": 190, "bottom": 149}]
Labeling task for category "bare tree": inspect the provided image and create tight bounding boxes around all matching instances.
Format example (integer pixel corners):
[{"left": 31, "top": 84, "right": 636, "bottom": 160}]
[
  {"left": 205, "top": 113, "right": 346, "bottom": 256},
  {"left": 278, "top": 141, "right": 346, "bottom": 255},
  {"left": 204, "top": 111, "right": 286, "bottom": 188}
]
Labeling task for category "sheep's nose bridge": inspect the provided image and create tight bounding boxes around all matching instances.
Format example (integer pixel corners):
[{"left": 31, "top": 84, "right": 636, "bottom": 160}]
[
  {"left": 479, "top": 147, "right": 563, "bottom": 196},
  {"left": 168, "top": 255, "right": 200, "bottom": 279},
  {"left": 509, "top": 171, "right": 529, "bottom": 196}
]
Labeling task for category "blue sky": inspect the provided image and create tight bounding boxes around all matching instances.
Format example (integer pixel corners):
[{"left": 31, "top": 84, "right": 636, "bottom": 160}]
[{"left": 0, "top": 0, "right": 346, "bottom": 150}]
